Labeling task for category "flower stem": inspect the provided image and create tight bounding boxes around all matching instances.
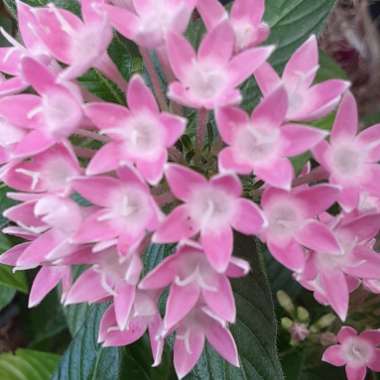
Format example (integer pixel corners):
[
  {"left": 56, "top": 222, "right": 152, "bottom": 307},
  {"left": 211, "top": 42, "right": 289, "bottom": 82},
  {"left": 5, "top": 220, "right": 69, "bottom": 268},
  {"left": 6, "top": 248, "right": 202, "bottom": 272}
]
[
  {"left": 292, "top": 166, "right": 329, "bottom": 187},
  {"left": 196, "top": 108, "right": 208, "bottom": 160},
  {"left": 139, "top": 48, "right": 168, "bottom": 112}
]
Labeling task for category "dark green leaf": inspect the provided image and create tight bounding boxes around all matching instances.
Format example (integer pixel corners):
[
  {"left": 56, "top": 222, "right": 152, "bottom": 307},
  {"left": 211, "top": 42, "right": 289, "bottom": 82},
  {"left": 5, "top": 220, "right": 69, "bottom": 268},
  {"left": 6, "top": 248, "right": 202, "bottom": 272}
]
[
  {"left": 0, "top": 264, "right": 28, "bottom": 293},
  {"left": 0, "top": 285, "right": 15, "bottom": 310}
]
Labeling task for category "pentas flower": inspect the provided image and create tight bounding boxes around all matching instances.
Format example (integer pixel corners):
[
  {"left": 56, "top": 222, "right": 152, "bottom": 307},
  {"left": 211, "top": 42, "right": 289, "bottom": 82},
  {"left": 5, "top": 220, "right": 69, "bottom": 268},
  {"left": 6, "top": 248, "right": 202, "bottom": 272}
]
[
  {"left": 259, "top": 184, "right": 339, "bottom": 271},
  {"left": 153, "top": 164, "right": 265, "bottom": 272},
  {"left": 166, "top": 21, "right": 273, "bottom": 109},
  {"left": 197, "top": 0, "right": 269, "bottom": 51},
  {"left": 217, "top": 85, "right": 328, "bottom": 189},
  {"left": 313, "top": 92, "right": 380, "bottom": 211},
  {"left": 322, "top": 326, "right": 380, "bottom": 380},
  {"left": 84, "top": 74, "right": 186, "bottom": 184},
  {"left": 139, "top": 242, "right": 250, "bottom": 330},
  {"left": 105, "top": 0, "right": 197, "bottom": 49},
  {"left": 296, "top": 213, "right": 380, "bottom": 320},
  {"left": 71, "top": 166, "right": 161, "bottom": 252},
  {"left": 254, "top": 35, "right": 350, "bottom": 121}
]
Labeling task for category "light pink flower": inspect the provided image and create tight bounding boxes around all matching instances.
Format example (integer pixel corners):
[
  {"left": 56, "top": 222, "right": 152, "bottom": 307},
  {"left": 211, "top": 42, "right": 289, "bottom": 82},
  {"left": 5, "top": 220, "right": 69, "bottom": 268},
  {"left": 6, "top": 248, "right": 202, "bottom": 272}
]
[
  {"left": 84, "top": 74, "right": 186, "bottom": 184},
  {"left": 259, "top": 184, "right": 339, "bottom": 272},
  {"left": 313, "top": 92, "right": 380, "bottom": 211},
  {"left": 153, "top": 164, "right": 265, "bottom": 272},
  {"left": 106, "top": 0, "right": 196, "bottom": 50},
  {"left": 197, "top": 0, "right": 269, "bottom": 51},
  {"left": 166, "top": 21, "right": 273, "bottom": 109},
  {"left": 322, "top": 326, "right": 380, "bottom": 380},
  {"left": 254, "top": 35, "right": 350, "bottom": 121},
  {"left": 217, "top": 85, "right": 328, "bottom": 189},
  {"left": 139, "top": 242, "right": 249, "bottom": 330}
]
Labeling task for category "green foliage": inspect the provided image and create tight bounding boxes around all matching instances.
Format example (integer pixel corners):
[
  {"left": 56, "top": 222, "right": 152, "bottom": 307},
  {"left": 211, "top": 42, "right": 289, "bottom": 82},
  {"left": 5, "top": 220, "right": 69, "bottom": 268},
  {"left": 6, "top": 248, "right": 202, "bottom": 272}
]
[{"left": 0, "top": 349, "right": 60, "bottom": 380}]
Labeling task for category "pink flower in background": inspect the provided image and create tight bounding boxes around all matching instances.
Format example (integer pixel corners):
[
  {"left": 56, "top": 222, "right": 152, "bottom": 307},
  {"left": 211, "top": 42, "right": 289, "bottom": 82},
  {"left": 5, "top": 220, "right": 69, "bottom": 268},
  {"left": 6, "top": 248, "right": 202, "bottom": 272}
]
[
  {"left": 154, "top": 164, "right": 265, "bottom": 272},
  {"left": 254, "top": 35, "right": 350, "bottom": 121},
  {"left": 85, "top": 74, "right": 186, "bottom": 184},
  {"left": 217, "top": 85, "right": 328, "bottom": 189},
  {"left": 197, "top": 0, "right": 269, "bottom": 51},
  {"left": 313, "top": 92, "right": 380, "bottom": 211},
  {"left": 322, "top": 326, "right": 380, "bottom": 380},
  {"left": 166, "top": 21, "right": 273, "bottom": 109}
]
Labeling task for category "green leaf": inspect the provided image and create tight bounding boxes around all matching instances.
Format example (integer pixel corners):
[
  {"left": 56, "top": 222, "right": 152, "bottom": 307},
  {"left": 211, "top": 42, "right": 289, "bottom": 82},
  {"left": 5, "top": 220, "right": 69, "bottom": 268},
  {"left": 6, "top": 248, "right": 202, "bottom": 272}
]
[
  {"left": 0, "top": 349, "right": 60, "bottom": 380},
  {"left": 78, "top": 69, "right": 125, "bottom": 105},
  {"left": 63, "top": 303, "right": 91, "bottom": 336},
  {"left": 316, "top": 51, "right": 348, "bottom": 82},
  {"left": 186, "top": 234, "right": 284, "bottom": 380},
  {"left": 0, "top": 264, "right": 28, "bottom": 293},
  {"left": 0, "top": 285, "right": 15, "bottom": 310}
]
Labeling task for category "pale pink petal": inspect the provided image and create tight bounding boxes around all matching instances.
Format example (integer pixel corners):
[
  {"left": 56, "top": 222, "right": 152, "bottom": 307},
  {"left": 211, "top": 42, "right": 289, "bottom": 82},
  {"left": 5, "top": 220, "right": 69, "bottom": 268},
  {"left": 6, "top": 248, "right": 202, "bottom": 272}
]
[
  {"left": 231, "top": 0, "right": 265, "bottom": 22},
  {"left": 312, "top": 140, "right": 330, "bottom": 169},
  {"left": 218, "top": 147, "right": 252, "bottom": 174},
  {"left": 201, "top": 227, "right": 233, "bottom": 273},
  {"left": 268, "top": 239, "right": 305, "bottom": 272},
  {"left": 196, "top": 0, "right": 226, "bottom": 30},
  {"left": 105, "top": 5, "right": 139, "bottom": 41},
  {"left": 225, "top": 257, "right": 250, "bottom": 278},
  {"left": 0, "top": 242, "right": 29, "bottom": 265},
  {"left": 357, "top": 124, "right": 380, "bottom": 161},
  {"left": 21, "top": 57, "right": 56, "bottom": 95},
  {"left": 342, "top": 214, "right": 380, "bottom": 242},
  {"left": 86, "top": 142, "right": 121, "bottom": 175},
  {"left": 198, "top": 21, "right": 234, "bottom": 64},
  {"left": 127, "top": 74, "right": 159, "bottom": 113},
  {"left": 103, "top": 317, "right": 148, "bottom": 346},
  {"left": 167, "top": 82, "right": 199, "bottom": 108},
  {"left": 0, "top": 77, "right": 28, "bottom": 96},
  {"left": 13, "top": 131, "right": 54, "bottom": 158},
  {"left": 136, "top": 151, "right": 167, "bottom": 185},
  {"left": 295, "top": 221, "right": 341, "bottom": 254},
  {"left": 368, "top": 348, "right": 380, "bottom": 371},
  {"left": 322, "top": 345, "right": 345, "bottom": 366},
  {"left": 148, "top": 314, "right": 164, "bottom": 366},
  {"left": 114, "top": 283, "right": 136, "bottom": 330},
  {"left": 215, "top": 106, "right": 249, "bottom": 144},
  {"left": 84, "top": 102, "right": 130, "bottom": 130},
  {"left": 165, "top": 283, "right": 200, "bottom": 329},
  {"left": 361, "top": 330, "right": 380, "bottom": 346},
  {"left": 331, "top": 92, "right": 358, "bottom": 141},
  {"left": 338, "top": 187, "right": 360, "bottom": 212},
  {"left": 337, "top": 326, "right": 357, "bottom": 343},
  {"left": 98, "top": 305, "right": 116, "bottom": 343},
  {"left": 0, "top": 48, "right": 23, "bottom": 75},
  {"left": 281, "top": 124, "right": 328, "bottom": 156},
  {"left": 345, "top": 366, "right": 367, "bottom": 380},
  {"left": 254, "top": 158, "right": 294, "bottom": 190},
  {"left": 231, "top": 198, "right": 265, "bottom": 235},
  {"left": 210, "top": 173, "right": 242, "bottom": 197},
  {"left": 254, "top": 62, "right": 281, "bottom": 95},
  {"left": 139, "top": 255, "right": 177, "bottom": 289},
  {"left": 165, "top": 164, "right": 206, "bottom": 201},
  {"left": 159, "top": 113, "right": 186, "bottom": 146}
]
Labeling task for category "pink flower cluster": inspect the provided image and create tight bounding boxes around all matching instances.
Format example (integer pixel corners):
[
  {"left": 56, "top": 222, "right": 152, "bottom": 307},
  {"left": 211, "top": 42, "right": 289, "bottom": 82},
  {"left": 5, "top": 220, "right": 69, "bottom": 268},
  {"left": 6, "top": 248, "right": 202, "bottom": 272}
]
[{"left": 0, "top": 0, "right": 379, "bottom": 378}]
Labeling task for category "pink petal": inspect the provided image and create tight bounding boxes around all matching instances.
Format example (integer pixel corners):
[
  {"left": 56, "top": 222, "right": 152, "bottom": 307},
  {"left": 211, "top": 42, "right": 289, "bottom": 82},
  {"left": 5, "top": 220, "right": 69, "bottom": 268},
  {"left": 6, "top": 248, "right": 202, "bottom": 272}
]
[
  {"left": 231, "top": 198, "right": 265, "bottom": 235},
  {"left": 0, "top": 48, "right": 23, "bottom": 75},
  {"left": 215, "top": 106, "right": 249, "bottom": 144},
  {"left": 283, "top": 35, "right": 318, "bottom": 89},
  {"left": 136, "top": 151, "right": 167, "bottom": 186},
  {"left": 218, "top": 147, "right": 252, "bottom": 174},
  {"left": 281, "top": 124, "right": 328, "bottom": 156},
  {"left": 29, "top": 266, "right": 69, "bottom": 307},
  {"left": 231, "top": 0, "right": 265, "bottom": 22},
  {"left": 84, "top": 102, "right": 130, "bottom": 130},
  {"left": 165, "top": 283, "right": 200, "bottom": 330},
  {"left": 86, "top": 142, "right": 121, "bottom": 175},
  {"left": 196, "top": 0, "right": 225, "bottom": 29},
  {"left": 202, "top": 275, "right": 235, "bottom": 322},
  {"left": 331, "top": 92, "right": 358, "bottom": 141},
  {"left": 167, "top": 81, "right": 199, "bottom": 109},
  {"left": 13, "top": 131, "right": 54, "bottom": 158},
  {"left": 127, "top": 74, "right": 159, "bottom": 113},
  {"left": 228, "top": 46, "right": 274, "bottom": 87},
  {"left": 65, "top": 268, "right": 108, "bottom": 304},
  {"left": 174, "top": 328, "right": 205, "bottom": 379},
  {"left": 341, "top": 214, "right": 380, "bottom": 242},
  {"left": 159, "top": 113, "right": 186, "bottom": 146},
  {"left": 198, "top": 21, "right": 234, "bottom": 64},
  {"left": 338, "top": 187, "right": 360, "bottom": 213},
  {"left": 254, "top": 158, "right": 294, "bottom": 190},
  {"left": 21, "top": 57, "right": 56, "bottom": 95},
  {"left": 204, "top": 319, "right": 239, "bottom": 367},
  {"left": 201, "top": 227, "right": 233, "bottom": 273},
  {"left": 165, "top": 164, "right": 206, "bottom": 201},
  {"left": 139, "top": 255, "right": 177, "bottom": 290},
  {"left": 345, "top": 366, "right": 367, "bottom": 380},
  {"left": 0, "top": 242, "right": 29, "bottom": 265},
  {"left": 368, "top": 348, "right": 380, "bottom": 371},
  {"left": 225, "top": 257, "right": 250, "bottom": 278},
  {"left": 98, "top": 305, "right": 116, "bottom": 343},
  {"left": 254, "top": 62, "right": 282, "bottom": 95},
  {"left": 166, "top": 32, "right": 196, "bottom": 82},
  {"left": 268, "top": 239, "right": 305, "bottom": 272},
  {"left": 0, "top": 77, "right": 27, "bottom": 96},
  {"left": 210, "top": 173, "right": 242, "bottom": 197},
  {"left": 312, "top": 140, "right": 330, "bottom": 169},
  {"left": 337, "top": 326, "right": 357, "bottom": 343},
  {"left": 357, "top": 124, "right": 380, "bottom": 161},
  {"left": 361, "top": 330, "right": 380, "bottom": 346},
  {"left": 105, "top": 5, "right": 139, "bottom": 41},
  {"left": 322, "top": 345, "right": 345, "bottom": 366},
  {"left": 148, "top": 314, "right": 164, "bottom": 367},
  {"left": 153, "top": 205, "right": 196, "bottom": 243},
  {"left": 114, "top": 283, "right": 136, "bottom": 330},
  {"left": 295, "top": 221, "right": 341, "bottom": 254}
]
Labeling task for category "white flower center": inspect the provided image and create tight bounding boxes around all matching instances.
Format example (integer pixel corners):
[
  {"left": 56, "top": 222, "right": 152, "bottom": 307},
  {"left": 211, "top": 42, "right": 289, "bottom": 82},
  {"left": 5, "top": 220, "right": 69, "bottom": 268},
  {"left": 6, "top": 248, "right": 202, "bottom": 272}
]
[
  {"left": 232, "top": 20, "right": 255, "bottom": 50},
  {"left": 0, "top": 118, "right": 25, "bottom": 147},
  {"left": 342, "top": 337, "right": 374, "bottom": 367}
]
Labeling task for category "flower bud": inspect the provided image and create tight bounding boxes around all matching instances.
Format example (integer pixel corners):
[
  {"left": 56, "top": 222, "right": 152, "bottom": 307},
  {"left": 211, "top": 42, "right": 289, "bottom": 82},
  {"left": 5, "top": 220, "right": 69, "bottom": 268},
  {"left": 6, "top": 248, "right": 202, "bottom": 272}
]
[{"left": 277, "top": 290, "right": 295, "bottom": 315}]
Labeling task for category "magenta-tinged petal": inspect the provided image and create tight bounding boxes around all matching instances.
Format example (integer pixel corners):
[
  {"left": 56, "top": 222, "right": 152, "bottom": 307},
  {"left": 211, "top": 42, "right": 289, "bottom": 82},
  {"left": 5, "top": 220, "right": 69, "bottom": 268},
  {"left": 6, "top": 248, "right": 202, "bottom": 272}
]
[
  {"left": 357, "top": 124, "right": 380, "bottom": 161},
  {"left": 65, "top": 268, "right": 108, "bottom": 304},
  {"left": 268, "top": 239, "right": 305, "bottom": 272},
  {"left": 166, "top": 32, "right": 196, "bottom": 82},
  {"left": 322, "top": 345, "right": 345, "bottom": 366},
  {"left": 0, "top": 48, "right": 23, "bottom": 75},
  {"left": 368, "top": 348, "right": 380, "bottom": 371},
  {"left": 228, "top": 46, "right": 274, "bottom": 87},
  {"left": 159, "top": 113, "right": 186, "bottom": 146},
  {"left": 215, "top": 106, "right": 249, "bottom": 144},
  {"left": 281, "top": 124, "right": 328, "bottom": 156},
  {"left": 0, "top": 77, "right": 28, "bottom": 96},
  {"left": 165, "top": 164, "right": 206, "bottom": 201},
  {"left": 321, "top": 271, "right": 349, "bottom": 321},
  {"left": 231, "top": 198, "right": 265, "bottom": 235},
  {"left": 105, "top": 4, "right": 139, "bottom": 41},
  {"left": 231, "top": 0, "right": 265, "bottom": 22},
  {"left": 251, "top": 85, "right": 287, "bottom": 127},
  {"left": 153, "top": 205, "right": 197, "bottom": 243},
  {"left": 295, "top": 221, "right": 341, "bottom": 254},
  {"left": 84, "top": 102, "right": 130, "bottom": 130},
  {"left": 167, "top": 81, "right": 199, "bottom": 109},
  {"left": 139, "top": 255, "right": 177, "bottom": 290},
  {"left": 13, "top": 131, "right": 54, "bottom": 158},
  {"left": 218, "top": 147, "right": 252, "bottom": 174},
  {"left": 331, "top": 92, "right": 358, "bottom": 141},
  {"left": 86, "top": 142, "right": 121, "bottom": 175},
  {"left": 114, "top": 283, "right": 136, "bottom": 330},
  {"left": 202, "top": 275, "right": 235, "bottom": 322},
  {"left": 254, "top": 62, "right": 281, "bottom": 95},
  {"left": 341, "top": 214, "right": 380, "bottom": 242},
  {"left": 345, "top": 366, "right": 367, "bottom": 380},
  {"left": 210, "top": 173, "right": 242, "bottom": 197},
  {"left": 312, "top": 140, "right": 330, "bottom": 169},
  {"left": 196, "top": 0, "right": 226, "bottom": 30},
  {"left": 283, "top": 35, "right": 318, "bottom": 89},
  {"left": 149, "top": 314, "right": 164, "bottom": 367},
  {"left": 29, "top": 266, "right": 69, "bottom": 308},
  {"left": 199, "top": 21, "right": 234, "bottom": 64},
  {"left": 21, "top": 57, "right": 56, "bottom": 95},
  {"left": 98, "top": 305, "right": 116, "bottom": 343},
  {"left": 136, "top": 151, "right": 167, "bottom": 186},
  {"left": 337, "top": 326, "right": 357, "bottom": 343},
  {"left": 127, "top": 74, "right": 159, "bottom": 113},
  {"left": 165, "top": 283, "right": 200, "bottom": 330},
  {"left": 226, "top": 257, "right": 250, "bottom": 278},
  {"left": 338, "top": 187, "right": 360, "bottom": 212},
  {"left": 361, "top": 330, "right": 380, "bottom": 346},
  {"left": 0, "top": 242, "right": 29, "bottom": 265},
  {"left": 174, "top": 328, "right": 205, "bottom": 380},
  {"left": 4, "top": 201, "right": 43, "bottom": 228},
  {"left": 202, "top": 227, "right": 233, "bottom": 273},
  {"left": 205, "top": 319, "right": 239, "bottom": 367},
  {"left": 254, "top": 158, "right": 294, "bottom": 190}
]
